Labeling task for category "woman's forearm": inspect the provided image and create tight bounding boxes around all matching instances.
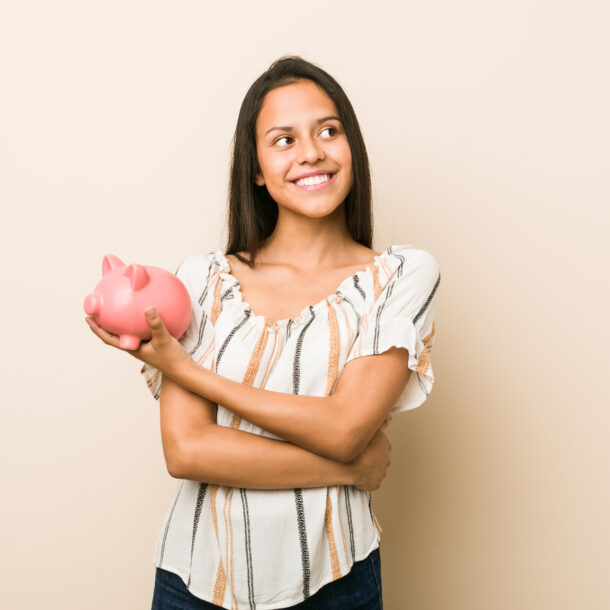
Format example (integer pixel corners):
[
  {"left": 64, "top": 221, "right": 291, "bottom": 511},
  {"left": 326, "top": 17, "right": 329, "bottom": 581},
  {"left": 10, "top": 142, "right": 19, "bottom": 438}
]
[
  {"left": 168, "top": 358, "right": 353, "bottom": 462},
  {"left": 176, "top": 423, "right": 356, "bottom": 489}
]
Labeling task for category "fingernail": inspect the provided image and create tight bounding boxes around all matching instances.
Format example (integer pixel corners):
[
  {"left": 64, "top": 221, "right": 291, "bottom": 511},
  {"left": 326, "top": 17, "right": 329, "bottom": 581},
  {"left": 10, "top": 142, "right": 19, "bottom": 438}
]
[{"left": 146, "top": 308, "right": 156, "bottom": 319}]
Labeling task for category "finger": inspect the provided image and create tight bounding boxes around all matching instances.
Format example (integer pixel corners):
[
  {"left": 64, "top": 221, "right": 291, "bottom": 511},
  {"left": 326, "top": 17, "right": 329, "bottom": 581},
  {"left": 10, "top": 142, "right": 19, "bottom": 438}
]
[
  {"left": 144, "top": 308, "right": 166, "bottom": 334},
  {"left": 85, "top": 317, "right": 122, "bottom": 349}
]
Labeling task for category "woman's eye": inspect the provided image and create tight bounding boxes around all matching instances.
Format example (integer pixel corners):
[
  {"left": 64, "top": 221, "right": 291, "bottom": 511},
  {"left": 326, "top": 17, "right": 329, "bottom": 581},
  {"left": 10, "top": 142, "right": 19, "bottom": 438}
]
[
  {"left": 274, "top": 136, "right": 293, "bottom": 146},
  {"left": 274, "top": 127, "right": 337, "bottom": 147},
  {"left": 321, "top": 126, "right": 337, "bottom": 138}
]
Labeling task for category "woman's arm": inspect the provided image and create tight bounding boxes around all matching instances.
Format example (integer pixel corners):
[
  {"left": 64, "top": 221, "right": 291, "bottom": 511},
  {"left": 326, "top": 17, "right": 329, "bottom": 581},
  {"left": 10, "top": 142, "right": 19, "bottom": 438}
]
[
  {"left": 167, "top": 346, "right": 410, "bottom": 463},
  {"left": 177, "top": 425, "right": 354, "bottom": 489},
  {"left": 85, "top": 310, "right": 400, "bottom": 464},
  {"left": 161, "top": 374, "right": 389, "bottom": 489}
]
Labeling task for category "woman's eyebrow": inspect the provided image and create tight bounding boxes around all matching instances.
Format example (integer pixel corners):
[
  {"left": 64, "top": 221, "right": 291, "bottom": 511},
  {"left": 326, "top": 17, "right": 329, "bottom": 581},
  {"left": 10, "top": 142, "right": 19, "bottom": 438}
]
[{"left": 264, "top": 116, "right": 342, "bottom": 137}]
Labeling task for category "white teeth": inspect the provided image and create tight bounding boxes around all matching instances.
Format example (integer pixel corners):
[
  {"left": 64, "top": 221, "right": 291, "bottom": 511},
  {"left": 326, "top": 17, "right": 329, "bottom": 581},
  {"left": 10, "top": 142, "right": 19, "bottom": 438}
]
[{"left": 295, "top": 173, "right": 331, "bottom": 186}]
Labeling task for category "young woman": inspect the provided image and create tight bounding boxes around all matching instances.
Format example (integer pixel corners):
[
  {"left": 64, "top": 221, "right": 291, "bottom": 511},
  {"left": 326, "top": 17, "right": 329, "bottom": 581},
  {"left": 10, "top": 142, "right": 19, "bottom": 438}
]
[{"left": 86, "top": 55, "right": 440, "bottom": 610}]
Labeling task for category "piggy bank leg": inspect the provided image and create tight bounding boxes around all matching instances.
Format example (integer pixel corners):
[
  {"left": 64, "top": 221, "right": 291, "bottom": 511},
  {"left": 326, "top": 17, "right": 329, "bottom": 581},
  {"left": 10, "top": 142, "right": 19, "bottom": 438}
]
[{"left": 119, "top": 334, "right": 142, "bottom": 350}]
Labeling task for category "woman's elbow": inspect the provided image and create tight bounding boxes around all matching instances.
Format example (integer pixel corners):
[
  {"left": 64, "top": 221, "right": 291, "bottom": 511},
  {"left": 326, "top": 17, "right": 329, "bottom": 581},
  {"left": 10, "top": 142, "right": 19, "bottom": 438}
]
[
  {"left": 334, "top": 428, "right": 365, "bottom": 463},
  {"left": 165, "top": 452, "right": 184, "bottom": 479},
  {"left": 340, "top": 421, "right": 379, "bottom": 463},
  {"left": 163, "top": 440, "right": 189, "bottom": 479}
]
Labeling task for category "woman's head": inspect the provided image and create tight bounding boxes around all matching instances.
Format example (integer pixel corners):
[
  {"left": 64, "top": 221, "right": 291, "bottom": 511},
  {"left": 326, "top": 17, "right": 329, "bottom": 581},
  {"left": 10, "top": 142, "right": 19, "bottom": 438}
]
[{"left": 226, "top": 55, "right": 373, "bottom": 265}]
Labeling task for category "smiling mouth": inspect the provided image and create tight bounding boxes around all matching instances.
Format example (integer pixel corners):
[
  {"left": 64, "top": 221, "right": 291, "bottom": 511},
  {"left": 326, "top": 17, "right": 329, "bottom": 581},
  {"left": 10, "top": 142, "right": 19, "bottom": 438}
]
[{"left": 291, "top": 172, "right": 337, "bottom": 191}]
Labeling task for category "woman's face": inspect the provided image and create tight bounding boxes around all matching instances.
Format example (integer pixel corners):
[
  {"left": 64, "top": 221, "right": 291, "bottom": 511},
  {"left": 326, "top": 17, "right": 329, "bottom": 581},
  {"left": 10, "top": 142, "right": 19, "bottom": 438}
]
[{"left": 254, "top": 80, "right": 353, "bottom": 219}]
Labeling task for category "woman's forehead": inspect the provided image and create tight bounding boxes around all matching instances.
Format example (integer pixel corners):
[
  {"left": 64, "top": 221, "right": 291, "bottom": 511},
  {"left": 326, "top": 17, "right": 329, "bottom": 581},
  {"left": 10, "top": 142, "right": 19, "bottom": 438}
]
[{"left": 256, "top": 82, "right": 338, "bottom": 130}]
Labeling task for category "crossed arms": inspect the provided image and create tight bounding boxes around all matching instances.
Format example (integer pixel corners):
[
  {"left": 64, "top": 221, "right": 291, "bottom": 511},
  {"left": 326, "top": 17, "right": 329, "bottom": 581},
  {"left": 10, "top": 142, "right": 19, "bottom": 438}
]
[{"left": 160, "top": 346, "right": 411, "bottom": 488}]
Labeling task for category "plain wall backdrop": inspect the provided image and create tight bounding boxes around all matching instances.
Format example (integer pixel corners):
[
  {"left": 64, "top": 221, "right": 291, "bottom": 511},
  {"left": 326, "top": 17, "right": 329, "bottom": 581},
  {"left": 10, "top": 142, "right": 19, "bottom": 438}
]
[{"left": 1, "top": 1, "right": 608, "bottom": 608}]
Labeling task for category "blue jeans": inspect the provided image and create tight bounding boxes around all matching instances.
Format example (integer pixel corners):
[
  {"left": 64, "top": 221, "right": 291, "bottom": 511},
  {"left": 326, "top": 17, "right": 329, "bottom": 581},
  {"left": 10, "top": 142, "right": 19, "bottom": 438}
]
[{"left": 152, "top": 546, "right": 383, "bottom": 609}]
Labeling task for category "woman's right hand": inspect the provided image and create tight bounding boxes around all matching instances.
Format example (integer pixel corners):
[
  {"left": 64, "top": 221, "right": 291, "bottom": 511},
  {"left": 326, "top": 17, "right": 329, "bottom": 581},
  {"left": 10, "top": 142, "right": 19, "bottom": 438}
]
[{"left": 349, "top": 415, "right": 393, "bottom": 491}]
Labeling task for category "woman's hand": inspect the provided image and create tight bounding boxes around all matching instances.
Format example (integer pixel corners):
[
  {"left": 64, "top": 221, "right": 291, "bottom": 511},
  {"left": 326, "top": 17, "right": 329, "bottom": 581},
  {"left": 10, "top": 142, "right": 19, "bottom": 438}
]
[
  {"left": 84, "top": 308, "right": 191, "bottom": 379},
  {"left": 348, "top": 415, "right": 393, "bottom": 491}
]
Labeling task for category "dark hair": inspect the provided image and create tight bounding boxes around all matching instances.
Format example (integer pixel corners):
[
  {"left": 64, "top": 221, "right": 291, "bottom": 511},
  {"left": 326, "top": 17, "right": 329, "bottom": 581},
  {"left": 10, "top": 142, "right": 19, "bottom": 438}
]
[{"left": 224, "top": 55, "right": 373, "bottom": 267}]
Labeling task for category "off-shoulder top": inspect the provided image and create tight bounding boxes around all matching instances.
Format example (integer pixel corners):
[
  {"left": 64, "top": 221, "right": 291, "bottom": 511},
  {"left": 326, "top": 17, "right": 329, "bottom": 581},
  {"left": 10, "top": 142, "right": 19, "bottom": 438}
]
[{"left": 141, "top": 244, "right": 441, "bottom": 609}]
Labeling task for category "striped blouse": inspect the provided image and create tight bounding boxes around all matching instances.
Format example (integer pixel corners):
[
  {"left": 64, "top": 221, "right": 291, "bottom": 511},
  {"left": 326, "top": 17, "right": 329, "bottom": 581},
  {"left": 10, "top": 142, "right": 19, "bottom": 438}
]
[{"left": 140, "top": 243, "right": 441, "bottom": 609}]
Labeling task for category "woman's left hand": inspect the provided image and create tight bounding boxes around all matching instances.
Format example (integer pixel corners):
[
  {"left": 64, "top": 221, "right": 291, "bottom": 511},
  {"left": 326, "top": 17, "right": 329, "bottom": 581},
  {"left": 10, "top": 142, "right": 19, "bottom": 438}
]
[{"left": 85, "top": 308, "right": 191, "bottom": 378}]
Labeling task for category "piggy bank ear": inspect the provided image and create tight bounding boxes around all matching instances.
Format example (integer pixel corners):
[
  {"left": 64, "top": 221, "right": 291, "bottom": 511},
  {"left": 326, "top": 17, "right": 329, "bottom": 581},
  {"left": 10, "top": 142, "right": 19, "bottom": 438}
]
[
  {"left": 102, "top": 254, "right": 125, "bottom": 276},
  {"left": 123, "top": 264, "right": 150, "bottom": 291}
]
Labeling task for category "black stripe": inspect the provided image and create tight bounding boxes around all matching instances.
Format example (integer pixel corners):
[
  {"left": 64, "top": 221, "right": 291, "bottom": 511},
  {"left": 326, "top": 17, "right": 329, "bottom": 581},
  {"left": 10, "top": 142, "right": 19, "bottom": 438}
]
[
  {"left": 344, "top": 485, "right": 355, "bottom": 562},
  {"left": 413, "top": 272, "right": 441, "bottom": 325},
  {"left": 215, "top": 312, "right": 252, "bottom": 373},
  {"left": 390, "top": 249, "right": 406, "bottom": 279},
  {"left": 221, "top": 281, "right": 239, "bottom": 301},
  {"left": 292, "top": 308, "right": 316, "bottom": 598},
  {"left": 292, "top": 307, "right": 316, "bottom": 394},
  {"left": 182, "top": 256, "right": 215, "bottom": 355},
  {"left": 159, "top": 480, "right": 184, "bottom": 567},
  {"left": 367, "top": 249, "right": 407, "bottom": 356},
  {"left": 372, "top": 279, "right": 395, "bottom": 354},
  {"left": 240, "top": 488, "right": 256, "bottom": 609},
  {"left": 197, "top": 256, "right": 216, "bottom": 306},
  {"left": 187, "top": 483, "right": 208, "bottom": 588},
  {"left": 154, "top": 256, "right": 214, "bottom": 399},
  {"left": 352, "top": 274, "right": 366, "bottom": 301},
  {"left": 416, "top": 372, "right": 431, "bottom": 397},
  {"left": 188, "top": 310, "right": 208, "bottom": 357},
  {"left": 293, "top": 488, "right": 311, "bottom": 599}
]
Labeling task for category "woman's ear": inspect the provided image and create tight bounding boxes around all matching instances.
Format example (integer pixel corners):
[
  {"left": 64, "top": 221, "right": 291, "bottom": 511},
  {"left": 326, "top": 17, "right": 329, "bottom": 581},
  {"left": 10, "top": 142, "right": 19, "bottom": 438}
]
[{"left": 255, "top": 172, "right": 265, "bottom": 186}]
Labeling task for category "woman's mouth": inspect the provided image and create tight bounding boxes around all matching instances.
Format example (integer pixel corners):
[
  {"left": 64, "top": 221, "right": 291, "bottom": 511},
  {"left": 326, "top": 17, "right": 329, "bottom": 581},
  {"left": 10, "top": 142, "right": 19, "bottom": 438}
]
[{"left": 291, "top": 172, "right": 337, "bottom": 191}]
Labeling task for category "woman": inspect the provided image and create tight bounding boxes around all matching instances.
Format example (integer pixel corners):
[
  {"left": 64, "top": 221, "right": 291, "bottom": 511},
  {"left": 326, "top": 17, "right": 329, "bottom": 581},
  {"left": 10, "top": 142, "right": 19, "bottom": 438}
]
[{"left": 86, "top": 55, "right": 440, "bottom": 609}]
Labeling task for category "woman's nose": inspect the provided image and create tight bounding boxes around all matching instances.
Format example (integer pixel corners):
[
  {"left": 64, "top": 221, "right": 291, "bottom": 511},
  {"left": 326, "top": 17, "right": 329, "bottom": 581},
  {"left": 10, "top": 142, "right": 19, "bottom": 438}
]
[{"left": 296, "top": 137, "right": 325, "bottom": 164}]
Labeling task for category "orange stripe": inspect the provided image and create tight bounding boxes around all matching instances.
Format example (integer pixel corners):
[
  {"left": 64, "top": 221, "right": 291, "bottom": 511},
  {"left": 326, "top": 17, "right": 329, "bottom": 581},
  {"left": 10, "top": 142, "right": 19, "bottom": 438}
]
[
  {"left": 324, "top": 304, "right": 349, "bottom": 572},
  {"left": 415, "top": 322, "right": 436, "bottom": 375},
  {"left": 371, "top": 264, "right": 383, "bottom": 300},
  {"left": 222, "top": 488, "right": 238, "bottom": 609},
  {"left": 243, "top": 323, "right": 270, "bottom": 385},
  {"left": 260, "top": 328, "right": 282, "bottom": 388},
  {"left": 324, "top": 487, "right": 342, "bottom": 580},
  {"left": 211, "top": 274, "right": 223, "bottom": 326},
  {"left": 196, "top": 341, "right": 215, "bottom": 367},
  {"left": 325, "top": 299, "right": 340, "bottom": 397},
  {"left": 210, "top": 485, "right": 227, "bottom": 606},
  {"left": 336, "top": 296, "right": 355, "bottom": 349},
  {"left": 229, "top": 324, "right": 270, "bottom": 430},
  {"left": 380, "top": 256, "right": 392, "bottom": 279},
  {"left": 212, "top": 561, "right": 226, "bottom": 606}
]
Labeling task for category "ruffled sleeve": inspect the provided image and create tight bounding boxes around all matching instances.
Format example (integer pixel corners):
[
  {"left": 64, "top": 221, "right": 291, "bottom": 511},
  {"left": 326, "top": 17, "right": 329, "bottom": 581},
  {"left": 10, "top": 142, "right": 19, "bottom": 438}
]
[
  {"left": 345, "top": 248, "right": 441, "bottom": 413},
  {"left": 140, "top": 252, "right": 215, "bottom": 401}
]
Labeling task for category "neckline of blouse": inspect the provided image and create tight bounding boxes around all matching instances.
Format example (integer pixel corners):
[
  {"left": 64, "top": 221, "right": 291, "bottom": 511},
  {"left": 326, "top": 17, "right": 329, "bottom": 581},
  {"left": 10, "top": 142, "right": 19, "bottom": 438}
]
[{"left": 212, "top": 245, "right": 398, "bottom": 330}]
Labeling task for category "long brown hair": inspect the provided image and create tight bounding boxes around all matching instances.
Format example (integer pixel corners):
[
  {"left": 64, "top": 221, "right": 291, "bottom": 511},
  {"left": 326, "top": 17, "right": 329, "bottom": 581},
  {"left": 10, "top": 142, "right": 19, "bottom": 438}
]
[{"left": 225, "top": 55, "right": 373, "bottom": 267}]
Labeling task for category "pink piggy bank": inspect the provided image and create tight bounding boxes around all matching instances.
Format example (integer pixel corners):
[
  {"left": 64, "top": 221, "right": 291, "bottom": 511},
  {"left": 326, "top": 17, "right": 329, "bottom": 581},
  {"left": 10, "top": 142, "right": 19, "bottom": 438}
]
[{"left": 84, "top": 254, "right": 191, "bottom": 349}]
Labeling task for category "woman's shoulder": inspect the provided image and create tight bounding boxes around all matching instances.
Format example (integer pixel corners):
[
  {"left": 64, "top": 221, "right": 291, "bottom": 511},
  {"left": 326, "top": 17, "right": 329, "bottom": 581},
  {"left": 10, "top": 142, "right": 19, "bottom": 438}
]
[
  {"left": 174, "top": 250, "right": 218, "bottom": 285},
  {"left": 388, "top": 244, "right": 439, "bottom": 275}
]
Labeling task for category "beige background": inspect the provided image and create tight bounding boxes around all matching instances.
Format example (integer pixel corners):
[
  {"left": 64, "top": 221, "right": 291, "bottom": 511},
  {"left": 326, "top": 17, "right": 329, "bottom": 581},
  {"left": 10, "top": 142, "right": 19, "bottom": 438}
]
[{"left": 2, "top": 1, "right": 608, "bottom": 608}]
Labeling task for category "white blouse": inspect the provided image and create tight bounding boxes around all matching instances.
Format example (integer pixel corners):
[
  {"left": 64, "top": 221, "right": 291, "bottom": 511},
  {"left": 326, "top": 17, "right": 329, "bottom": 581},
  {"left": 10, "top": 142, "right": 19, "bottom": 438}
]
[{"left": 141, "top": 244, "right": 441, "bottom": 609}]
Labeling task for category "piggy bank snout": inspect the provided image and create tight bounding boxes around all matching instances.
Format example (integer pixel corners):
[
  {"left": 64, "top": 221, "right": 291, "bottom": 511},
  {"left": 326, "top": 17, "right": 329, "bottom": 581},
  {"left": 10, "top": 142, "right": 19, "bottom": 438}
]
[{"left": 84, "top": 293, "right": 100, "bottom": 316}]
